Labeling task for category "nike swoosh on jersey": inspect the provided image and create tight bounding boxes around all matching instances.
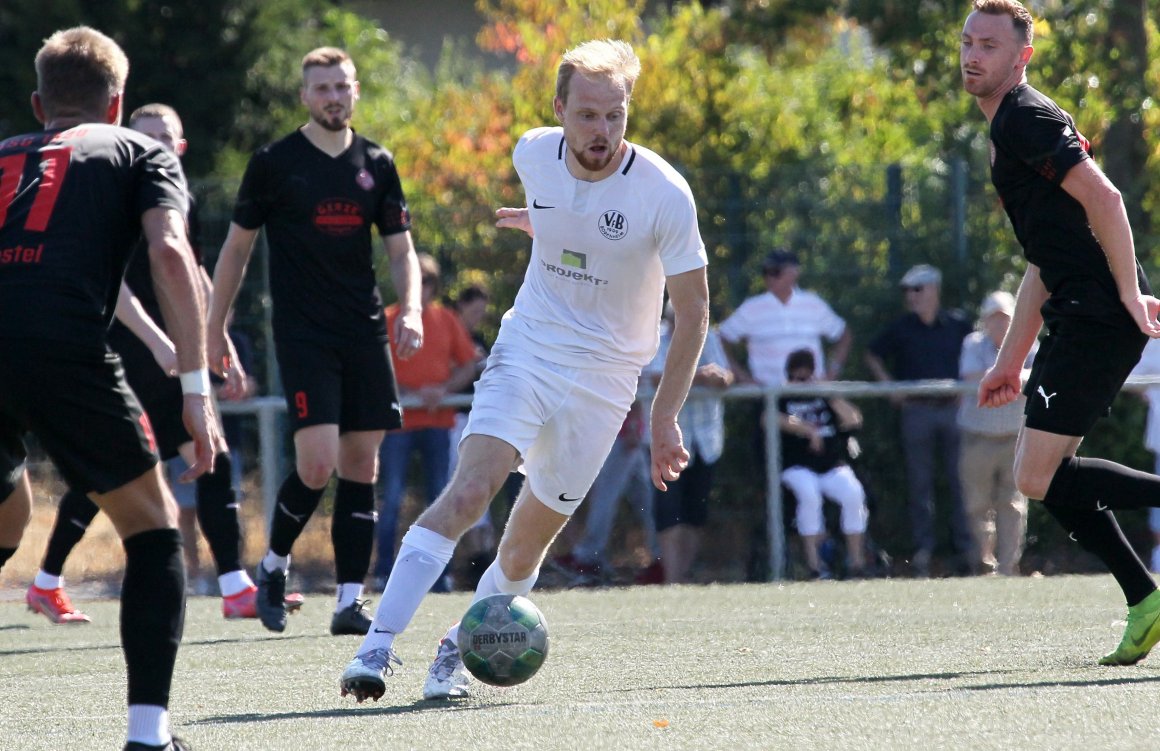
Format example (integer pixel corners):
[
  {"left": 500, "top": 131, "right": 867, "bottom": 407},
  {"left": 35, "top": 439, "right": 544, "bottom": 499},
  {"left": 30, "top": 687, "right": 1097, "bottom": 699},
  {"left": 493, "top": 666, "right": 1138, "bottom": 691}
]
[
  {"left": 558, "top": 492, "right": 582, "bottom": 503},
  {"left": 532, "top": 199, "right": 556, "bottom": 209}
]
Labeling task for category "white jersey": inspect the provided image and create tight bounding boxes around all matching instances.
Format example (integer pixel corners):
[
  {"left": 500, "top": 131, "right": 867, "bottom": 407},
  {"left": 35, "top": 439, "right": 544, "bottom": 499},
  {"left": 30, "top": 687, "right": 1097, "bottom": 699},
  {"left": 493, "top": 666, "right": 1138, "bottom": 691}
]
[
  {"left": 718, "top": 288, "right": 846, "bottom": 385},
  {"left": 495, "top": 127, "right": 707, "bottom": 370}
]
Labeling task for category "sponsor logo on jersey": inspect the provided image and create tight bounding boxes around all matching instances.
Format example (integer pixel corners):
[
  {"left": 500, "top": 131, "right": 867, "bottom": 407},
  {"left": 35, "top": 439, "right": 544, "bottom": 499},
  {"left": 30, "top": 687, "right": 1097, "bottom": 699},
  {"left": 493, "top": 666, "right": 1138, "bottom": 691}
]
[
  {"left": 541, "top": 258, "right": 608, "bottom": 286},
  {"left": 355, "top": 169, "right": 375, "bottom": 191},
  {"left": 0, "top": 243, "right": 44, "bottom": 265},
  {"left": 598, "top": 209, "right": 628, "bottom": 240},
  {"left": 562, "top": 250, "right": 586, "bottom": 269},
  {"left": 313, "top": 198, "right": 364, "bottom": 237}
]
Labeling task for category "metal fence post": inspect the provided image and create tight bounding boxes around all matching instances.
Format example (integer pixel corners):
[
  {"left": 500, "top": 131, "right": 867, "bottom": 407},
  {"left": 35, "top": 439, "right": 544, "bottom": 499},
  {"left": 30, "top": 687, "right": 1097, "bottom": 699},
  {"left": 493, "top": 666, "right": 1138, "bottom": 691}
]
[{"left": 765, "top": 385, "right": 785, "bottom": 581}]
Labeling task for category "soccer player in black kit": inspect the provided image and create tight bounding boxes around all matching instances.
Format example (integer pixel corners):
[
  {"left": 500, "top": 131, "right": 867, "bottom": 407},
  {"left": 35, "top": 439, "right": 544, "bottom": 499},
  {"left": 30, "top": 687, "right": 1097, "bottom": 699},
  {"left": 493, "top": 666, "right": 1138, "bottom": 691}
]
[
  {"left": 963, "top": 0, "right": 1160, "bottom": 665},
  {"left": 26, "top": 103, "right": 287, "bottom": 625},
  {"left": 0, "top": 27, "right": 218, "bottom": 750},
  {"left": 209, "top": 47, "right": 424, "bottom": 635}
]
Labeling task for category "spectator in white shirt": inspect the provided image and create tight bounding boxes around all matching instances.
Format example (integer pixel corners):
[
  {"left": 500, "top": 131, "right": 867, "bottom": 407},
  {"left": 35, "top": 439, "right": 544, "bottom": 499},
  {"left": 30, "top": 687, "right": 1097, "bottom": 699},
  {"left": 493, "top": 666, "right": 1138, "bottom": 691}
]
[{"left": 719, "top": 249, "right": 851, "bottom": 386}]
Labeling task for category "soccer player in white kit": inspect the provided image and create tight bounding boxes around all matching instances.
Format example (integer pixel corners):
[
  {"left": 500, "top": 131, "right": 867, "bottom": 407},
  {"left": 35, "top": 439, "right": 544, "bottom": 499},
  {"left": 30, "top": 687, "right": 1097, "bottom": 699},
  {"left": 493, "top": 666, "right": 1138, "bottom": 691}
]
[{"left": 339, "top": 38, "right": 710, "bottom": 702}]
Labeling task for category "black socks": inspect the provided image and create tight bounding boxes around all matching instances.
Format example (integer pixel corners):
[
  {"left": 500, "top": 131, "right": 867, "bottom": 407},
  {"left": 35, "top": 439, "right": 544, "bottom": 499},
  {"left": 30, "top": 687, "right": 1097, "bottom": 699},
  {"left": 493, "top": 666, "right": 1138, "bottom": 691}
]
[
  {"left": 195, "top": 453, "right": 242, "bottom": 574},
  {"left": 332, "top": 478, "right": 376, "bottom": 584},
  {"left": 121, "top": 528, "right": 185, "bottom": 707},
  {"left": 268, "top": 471, "right": 324, "bottom": 557}
]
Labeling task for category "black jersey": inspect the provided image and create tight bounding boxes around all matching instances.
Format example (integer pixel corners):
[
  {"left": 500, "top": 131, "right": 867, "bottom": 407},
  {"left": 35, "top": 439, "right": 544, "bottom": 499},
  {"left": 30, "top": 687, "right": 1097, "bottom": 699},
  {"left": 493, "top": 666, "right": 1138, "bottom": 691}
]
[
  {"left": 232, "top": 130, "right": 411, "bottom": 344},
  {"left": 0, "top": 124, "right": 187, "bottom": 351},
  {"left": 990, "top": 84, "right": 1150, "bottom": 323},
  {"left": 778, "top": 395, "right": 848, "bottom": 474}
]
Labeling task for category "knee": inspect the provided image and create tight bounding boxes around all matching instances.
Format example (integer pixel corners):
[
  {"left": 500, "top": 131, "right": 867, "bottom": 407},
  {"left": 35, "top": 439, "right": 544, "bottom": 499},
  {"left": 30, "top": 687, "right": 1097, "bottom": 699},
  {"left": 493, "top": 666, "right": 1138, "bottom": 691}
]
[
  {"left": 296, "top": 461, "right": 334, "bottom": 490},
  {"left": 1013, "top": 465, "right": 1051, "bottom": 501},
  {"left": 438, "top": 476, "right": 494, "bottom": 526}
]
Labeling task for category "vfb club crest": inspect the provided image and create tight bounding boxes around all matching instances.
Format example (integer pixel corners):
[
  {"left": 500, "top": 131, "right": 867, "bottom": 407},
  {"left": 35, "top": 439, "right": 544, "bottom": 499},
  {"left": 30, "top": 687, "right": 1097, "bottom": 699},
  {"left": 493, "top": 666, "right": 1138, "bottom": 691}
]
[{"left": 598, "top": 209, "right": 628, "bottom": 240}]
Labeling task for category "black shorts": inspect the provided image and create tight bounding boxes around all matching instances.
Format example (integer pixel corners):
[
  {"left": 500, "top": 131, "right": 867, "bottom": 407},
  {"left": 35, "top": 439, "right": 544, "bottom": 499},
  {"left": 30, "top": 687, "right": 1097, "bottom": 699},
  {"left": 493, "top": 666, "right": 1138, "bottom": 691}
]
[
  {"left": 0, "top": 341, "right": 158, "bottom": 496},
  {"left": 109, "top": 326, "right": 188, "bottom": 459},
  {"left": 654, "top": 453, "right": 715, "bottom": 531},
  {"left": 275, "top": 338, "right": 403, "bottom": 434},
  {"left": 1024, "top": 316, "right": 1146, "bottom": 437}
]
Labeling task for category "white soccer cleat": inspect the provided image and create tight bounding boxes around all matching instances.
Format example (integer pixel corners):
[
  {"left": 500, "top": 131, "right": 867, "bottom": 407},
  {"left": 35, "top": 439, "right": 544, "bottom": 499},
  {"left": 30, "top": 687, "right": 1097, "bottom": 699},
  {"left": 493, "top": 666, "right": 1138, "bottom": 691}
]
[
  {"left": 339, "top": 647, "right": 401, "bottom": 703},
  {"left": 423, "top": 637, "right": 470, "bottom": 700}
]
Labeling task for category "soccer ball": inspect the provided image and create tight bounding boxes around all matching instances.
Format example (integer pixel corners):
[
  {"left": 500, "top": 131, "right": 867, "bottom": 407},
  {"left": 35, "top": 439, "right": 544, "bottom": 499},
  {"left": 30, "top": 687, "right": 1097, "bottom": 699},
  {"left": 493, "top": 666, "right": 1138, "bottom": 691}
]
[{"left": 456, "top": 593, "right": 550, "bottom": 687}]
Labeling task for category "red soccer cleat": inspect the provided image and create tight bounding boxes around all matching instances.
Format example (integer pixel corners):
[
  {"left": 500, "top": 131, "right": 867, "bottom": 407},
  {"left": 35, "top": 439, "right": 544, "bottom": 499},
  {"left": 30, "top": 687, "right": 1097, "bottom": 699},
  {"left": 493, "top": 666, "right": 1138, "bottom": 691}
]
[
  {"left": 222, "top": 585, "right": 305, "bottom": 619},
  {"left": 26, "top": 584, "right": 92, "bottom": 624}
]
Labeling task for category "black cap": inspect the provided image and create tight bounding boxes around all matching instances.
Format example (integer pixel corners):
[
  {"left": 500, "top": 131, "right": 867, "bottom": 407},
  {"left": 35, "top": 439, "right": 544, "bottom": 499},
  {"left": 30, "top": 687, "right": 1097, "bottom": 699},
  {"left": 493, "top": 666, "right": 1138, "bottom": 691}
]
[{"left": 762, "top": 249, "right": 800, "bottom": 274}]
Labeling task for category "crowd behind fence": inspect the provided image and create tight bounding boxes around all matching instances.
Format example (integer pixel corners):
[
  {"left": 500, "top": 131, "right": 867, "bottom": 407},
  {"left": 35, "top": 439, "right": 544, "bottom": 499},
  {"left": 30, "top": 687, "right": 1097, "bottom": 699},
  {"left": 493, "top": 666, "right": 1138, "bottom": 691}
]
[{"left": 206, "top": 376, "right": 1160, "bottom": 582}]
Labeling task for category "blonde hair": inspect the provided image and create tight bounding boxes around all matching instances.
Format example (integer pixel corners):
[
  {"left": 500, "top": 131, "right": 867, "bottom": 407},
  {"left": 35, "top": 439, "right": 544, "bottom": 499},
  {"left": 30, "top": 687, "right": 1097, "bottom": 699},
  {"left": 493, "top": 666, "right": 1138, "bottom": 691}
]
[
  {"left": 555, "top": 40, "right": 641, "bottom": 104},
  {"left": 35, "top": 27, "right": 129, "bottom": 120}
]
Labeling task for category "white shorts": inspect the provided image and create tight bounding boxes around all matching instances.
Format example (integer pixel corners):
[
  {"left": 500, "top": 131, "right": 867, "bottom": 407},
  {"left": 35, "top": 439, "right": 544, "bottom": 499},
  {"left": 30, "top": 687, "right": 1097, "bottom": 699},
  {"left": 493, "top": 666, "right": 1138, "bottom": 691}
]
[{"left": 462, "top": 343, "right": 638, "bottom": 516}]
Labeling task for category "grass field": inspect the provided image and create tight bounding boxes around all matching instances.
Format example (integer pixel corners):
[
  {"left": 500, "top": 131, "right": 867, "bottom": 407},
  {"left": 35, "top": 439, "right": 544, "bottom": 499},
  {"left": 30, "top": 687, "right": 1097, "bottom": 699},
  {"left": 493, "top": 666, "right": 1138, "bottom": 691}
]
[{"left": 2, "top": 574, "right": 1159, "bottom": 750}]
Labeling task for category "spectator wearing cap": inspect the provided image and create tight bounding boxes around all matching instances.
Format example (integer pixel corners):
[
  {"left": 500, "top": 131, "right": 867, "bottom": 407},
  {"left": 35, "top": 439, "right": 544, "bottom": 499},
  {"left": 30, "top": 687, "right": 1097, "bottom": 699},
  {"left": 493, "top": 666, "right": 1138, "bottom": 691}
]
[
  {"left": 865, "top": 264, "right": 973, "bottom": 577},
  {"left": 719, "top": 249, "right": 851, "bottom": 386},
  {"left": 958, "top": 291, "right": 1036, "bottom": 576}
]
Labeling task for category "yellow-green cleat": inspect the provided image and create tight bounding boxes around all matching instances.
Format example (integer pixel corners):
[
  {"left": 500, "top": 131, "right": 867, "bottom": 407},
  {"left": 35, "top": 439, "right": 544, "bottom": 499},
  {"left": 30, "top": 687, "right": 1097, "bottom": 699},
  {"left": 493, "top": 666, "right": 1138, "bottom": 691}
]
[{"left": 1099, "top": 589, "right": 1160, "bottom": 666}]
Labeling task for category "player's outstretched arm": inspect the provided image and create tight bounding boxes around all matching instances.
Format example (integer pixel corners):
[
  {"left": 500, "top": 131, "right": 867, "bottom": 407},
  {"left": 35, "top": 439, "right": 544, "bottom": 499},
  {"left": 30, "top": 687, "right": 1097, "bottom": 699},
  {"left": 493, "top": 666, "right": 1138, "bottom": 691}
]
[
  {"left": 144, "top": 207, "right": 221, "bottom": 478},
  {"left": 495, "top": 207, "right": 533, "bottom": 237},
  {"left": 651, "top": 266, "right": 709, "bottom": 490}
]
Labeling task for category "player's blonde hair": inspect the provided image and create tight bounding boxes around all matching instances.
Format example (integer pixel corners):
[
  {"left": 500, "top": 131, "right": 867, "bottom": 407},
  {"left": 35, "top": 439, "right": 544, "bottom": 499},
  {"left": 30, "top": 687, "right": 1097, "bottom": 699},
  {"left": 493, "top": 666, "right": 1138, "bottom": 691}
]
[
  {"left": 555, "top": 40, "right": 641, "bottom": 104},
  {"left": 973, "top": 0, "right": 1034, "bottom": 45},
  {"left": 129, "top": 103, "right": 183, "bottom": 137},
  {"left": 35, "top": 26, "right": 129, "bottom": 120}
]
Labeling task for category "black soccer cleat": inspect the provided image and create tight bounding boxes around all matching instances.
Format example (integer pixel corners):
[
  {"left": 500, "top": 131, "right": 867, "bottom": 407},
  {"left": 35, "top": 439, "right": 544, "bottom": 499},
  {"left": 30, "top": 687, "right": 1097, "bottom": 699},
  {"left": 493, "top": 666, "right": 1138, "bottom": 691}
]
[
  {"left": 330, "top": 598, "right": 373, "bottom": 635},
  {"left": 255, "top": 565, "right": 288, "bottom": 633}
]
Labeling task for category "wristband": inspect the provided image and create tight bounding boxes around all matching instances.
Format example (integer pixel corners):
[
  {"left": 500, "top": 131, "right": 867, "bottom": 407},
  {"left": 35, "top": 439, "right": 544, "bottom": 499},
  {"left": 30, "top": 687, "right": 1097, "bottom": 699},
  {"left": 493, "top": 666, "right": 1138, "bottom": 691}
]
[{"left": 179, "top": 368, "right": 211, "bottom": 396}]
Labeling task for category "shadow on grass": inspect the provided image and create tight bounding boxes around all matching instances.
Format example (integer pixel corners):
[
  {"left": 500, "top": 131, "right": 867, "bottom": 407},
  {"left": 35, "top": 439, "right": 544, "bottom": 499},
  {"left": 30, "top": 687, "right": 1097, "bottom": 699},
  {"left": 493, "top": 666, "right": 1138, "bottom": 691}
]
[
  {"left": 0, "top": 632, "right": 317, "bottom": 658},
  {"left": 611, "top": 667, "right": 1160, "bottom": 694},
  {"left": 191, "top": 698, "right": 493, "bottom": 725}
]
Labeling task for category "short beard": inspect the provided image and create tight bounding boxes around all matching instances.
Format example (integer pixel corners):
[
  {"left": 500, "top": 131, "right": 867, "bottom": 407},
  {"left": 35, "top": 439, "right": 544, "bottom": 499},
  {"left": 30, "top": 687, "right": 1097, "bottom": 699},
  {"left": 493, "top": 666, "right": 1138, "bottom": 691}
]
[
  {"left": 312, "top": 110, "right": 350, "bottom": 132},
  {"left": 570, "top": 144, "right": 613, "bottom": 173}
]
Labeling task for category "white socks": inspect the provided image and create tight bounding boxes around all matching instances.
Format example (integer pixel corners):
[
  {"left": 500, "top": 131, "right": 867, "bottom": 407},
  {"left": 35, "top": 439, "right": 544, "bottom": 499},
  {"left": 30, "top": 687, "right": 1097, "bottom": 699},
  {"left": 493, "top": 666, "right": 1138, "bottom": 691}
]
[
  {"left": 262, "top": 551, "right": 290, "bottom": 575},
  {"left": 127, "top": 704, "right": 169, "bottom": 747},
  {"left": 336, "top": 582, "right": 364, "bottom": 612},
  {"left": 356, "top": 526, "right": 456, "bottom": 654},
  {"left": 218, "top": 569, "right": 254, "bottom": 598},
  {"left": 471, "top": 559, "right": 539, "bottom": 605},
  {"left": 34, "top": 570, "right": 62, "bottom": 590}
]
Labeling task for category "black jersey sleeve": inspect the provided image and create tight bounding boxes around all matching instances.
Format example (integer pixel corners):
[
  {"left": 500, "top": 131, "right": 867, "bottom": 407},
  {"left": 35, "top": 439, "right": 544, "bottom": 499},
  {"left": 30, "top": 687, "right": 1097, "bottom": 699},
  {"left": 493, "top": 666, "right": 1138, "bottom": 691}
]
[
  {"left": 995, "top": 101, "right": 1090, "bottom": 187},
  {"left": 136, "top": 144, "right": 189, "bottom": 220},
  {"left": 371, "top": 150, "right": 412, "bottom": 237}
]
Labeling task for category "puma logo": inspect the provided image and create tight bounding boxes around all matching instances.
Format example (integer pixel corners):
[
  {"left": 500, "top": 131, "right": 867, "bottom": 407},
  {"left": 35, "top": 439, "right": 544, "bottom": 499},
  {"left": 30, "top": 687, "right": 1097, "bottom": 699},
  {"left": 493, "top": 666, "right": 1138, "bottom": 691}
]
[
  {"left": 278, "top": 502, "right": 306, "bottom": 523},
  {"left": 1037, "top": 386, "right": 1057, "bottom": 409}
]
